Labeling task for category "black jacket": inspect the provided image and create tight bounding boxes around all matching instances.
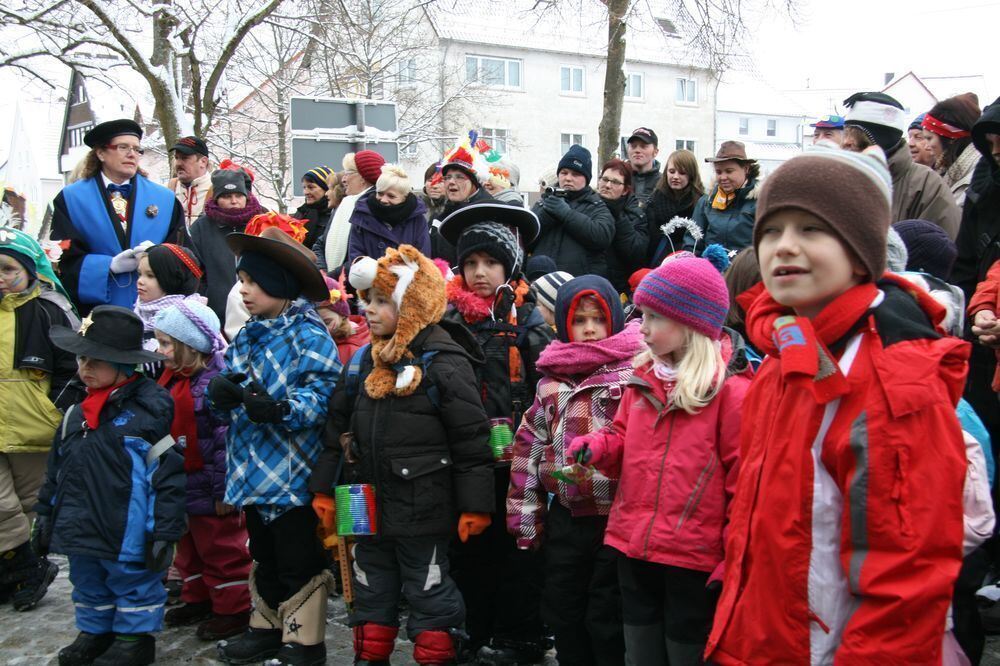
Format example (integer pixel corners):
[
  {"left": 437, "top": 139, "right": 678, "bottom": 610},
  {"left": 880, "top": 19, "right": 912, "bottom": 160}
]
[
  {"left": 631, "top": 161, "right": 661, "bottom": 206},
  {"left": 603, "top": 193, "right": 647, "bottom": 294},
  {"left": 530, "top": 187, "right": 615, "bottom": 278},
  {"left": 310, "top": 323, "right": 494, "bottom": 538},
  {"left": 442, "top": 300, "right": 553, "bottom": 430},
  {"left": 644, "top": 187, "right": 699, "bottom": 265},
  {"left": 36, "top": 377, "right": 186, "bottom": 563},
  {"left": 189, "top": 213, "right": 244, "bottom": 324},
  {"left": 294, "top": 200, "right": 334, "bottom": 250}
]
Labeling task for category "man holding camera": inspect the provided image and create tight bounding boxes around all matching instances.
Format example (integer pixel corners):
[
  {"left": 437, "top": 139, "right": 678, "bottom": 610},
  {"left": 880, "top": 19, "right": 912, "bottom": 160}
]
[{"left": 531, "top": 145, "right": 614, "bottom": 278}]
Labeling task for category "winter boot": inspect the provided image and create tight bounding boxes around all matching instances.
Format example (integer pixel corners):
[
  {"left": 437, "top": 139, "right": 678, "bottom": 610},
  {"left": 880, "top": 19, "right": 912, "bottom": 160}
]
[
  {"left": 353, "top": 623, "right": 399, "bottom": 664},
  {"left": 0, "top": 542, "right": 40, "bottom": 585},
  {"left": 92, "top": 634, "right": 156, "bottom": 666},
  {"left": 164, "top": 600, "right": 213, "bottom": 627},
  {"left": 217, "top": 566, "right": 283, "bottom": 664},
  {"left": 58, "top": 632, "right": 115, "bottom": 666},
  {"left": 267, "top": 570, "right": 335, "bottom": 665},
  {"left": 12, "top": 553, "right": 58, "bottom": 611},
  {"left": 197, "top": 610, "right": 251, "bottom": 641},
  {"left": 413, "top": 629, "right": 457, "bottom": 665},
  {"left": 475, "top": 637, "right": 546, "bottom": 665}
]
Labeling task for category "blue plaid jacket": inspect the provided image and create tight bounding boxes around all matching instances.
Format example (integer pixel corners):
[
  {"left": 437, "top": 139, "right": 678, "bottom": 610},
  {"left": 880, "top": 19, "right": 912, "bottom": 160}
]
[{"left": 222, "top": 300, "right": 341, "bottom": 513}]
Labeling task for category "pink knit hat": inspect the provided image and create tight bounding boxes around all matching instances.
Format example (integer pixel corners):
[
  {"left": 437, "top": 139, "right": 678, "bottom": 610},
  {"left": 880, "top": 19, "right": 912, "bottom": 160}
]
[
  {"left": 354, "top": 150, "right": 386, "bottom": 185},
  {"left": 315, "top": 275, "right": 350, "bottom": 318},
  {"left": 633, "top": 256, "right": 730, "bottom": 339}
]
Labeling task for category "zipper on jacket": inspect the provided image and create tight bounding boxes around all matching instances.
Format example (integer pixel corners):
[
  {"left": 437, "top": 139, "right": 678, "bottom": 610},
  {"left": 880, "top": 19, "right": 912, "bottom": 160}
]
[
  {"left": 643, "top": 411, "right": 676, "bottom": 559},
  {"left": 675, "top": 453, "right": 718, "bottom": 532}
]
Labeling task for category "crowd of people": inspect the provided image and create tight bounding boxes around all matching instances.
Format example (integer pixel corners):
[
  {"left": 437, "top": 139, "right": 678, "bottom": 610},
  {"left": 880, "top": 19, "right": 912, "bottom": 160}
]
[{"left": 0, "top": 85, "right": 999, "bottom": 666}]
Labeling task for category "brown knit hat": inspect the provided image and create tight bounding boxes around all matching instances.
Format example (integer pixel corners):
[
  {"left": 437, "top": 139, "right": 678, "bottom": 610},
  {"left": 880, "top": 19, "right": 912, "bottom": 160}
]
[{"left": 754, "top": 144, "right": 893, "bottom": 280}]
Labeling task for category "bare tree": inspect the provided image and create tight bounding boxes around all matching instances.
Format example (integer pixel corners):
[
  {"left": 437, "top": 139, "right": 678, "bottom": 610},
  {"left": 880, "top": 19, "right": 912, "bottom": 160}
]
[{"left": 0, "top": 0, "right": 285, "bottom": 150}]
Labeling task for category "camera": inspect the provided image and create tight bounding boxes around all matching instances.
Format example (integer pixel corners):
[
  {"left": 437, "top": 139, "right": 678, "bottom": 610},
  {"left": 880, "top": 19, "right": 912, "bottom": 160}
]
[{"left": 544, "top": 186, "right": 568, "bottom": 198}]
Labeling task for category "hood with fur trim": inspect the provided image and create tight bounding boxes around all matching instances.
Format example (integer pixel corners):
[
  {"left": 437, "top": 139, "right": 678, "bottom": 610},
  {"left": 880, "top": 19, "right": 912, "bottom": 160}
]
[{"left": 348, "top": 245, "right": 447, "bottom": 398}]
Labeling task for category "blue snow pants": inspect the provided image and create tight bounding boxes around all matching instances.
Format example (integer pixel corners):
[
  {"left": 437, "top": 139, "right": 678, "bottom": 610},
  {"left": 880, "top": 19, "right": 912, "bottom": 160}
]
[{"left": 69, "top": 555, "right": 166, "bottom": 634}]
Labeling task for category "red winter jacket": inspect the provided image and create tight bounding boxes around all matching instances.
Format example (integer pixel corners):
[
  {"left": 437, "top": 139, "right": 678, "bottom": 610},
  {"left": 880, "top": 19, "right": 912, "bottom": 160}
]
[
  {"left": 334, "top": 315, "right": 371, "bottom": 367},
  {"left": 707, "top": 280, "right": 969, "bottom": 666},
  {"left": 581, "top": 331, "right": 751, "bottom": 577}
]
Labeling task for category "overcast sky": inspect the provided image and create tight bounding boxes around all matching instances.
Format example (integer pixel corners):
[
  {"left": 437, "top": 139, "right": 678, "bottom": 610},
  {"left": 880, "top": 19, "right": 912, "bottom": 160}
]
[{"left": 746, "top": 0, "right": 998, "bottom": 95}]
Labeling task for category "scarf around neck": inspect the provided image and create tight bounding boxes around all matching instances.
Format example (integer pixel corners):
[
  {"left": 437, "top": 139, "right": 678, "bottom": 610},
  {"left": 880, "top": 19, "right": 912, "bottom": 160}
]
[
  {"left": 368, "top": 192, "right": 418, "bottom": 226},
  {"left": 135, "top": 293, "right": 207, "bottom": 332},
  {"left": 711, "top": 186, "right": 736, "bottom": 210},
  {"left": 81, "top": 375, "right": 139, "bottom": 430},
  {"left": 739, "top": 281, "right": 878, "bottom": 402},
  {"left": 536, "top": 321, "right": 643, "bottom": 378},
  {"left": 204, "top": 194, "right": 265, "bottom": 229},
  {"left": 158, "top": 367, "right": 203, "bottom": 473}
]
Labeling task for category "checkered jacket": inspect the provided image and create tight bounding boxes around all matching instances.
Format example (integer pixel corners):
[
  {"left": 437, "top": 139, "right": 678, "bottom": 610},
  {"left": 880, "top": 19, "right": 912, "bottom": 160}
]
[
  {"left": 506, "top": 357, "right": 632, "bottom": 550},
  {"left": 222, "top": 299, "right": 341, "bottom": 513}
]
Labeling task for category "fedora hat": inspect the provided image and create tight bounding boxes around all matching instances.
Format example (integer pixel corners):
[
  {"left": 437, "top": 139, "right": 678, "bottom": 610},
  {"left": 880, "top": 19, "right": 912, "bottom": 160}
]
[
  {"left": 438, "top": 202, "right": 540, "bottom": 246},
  {"left": 49, "top": 305, "right": 165, "bottom": 364},
  {"left": 226, "top": 227, "right": 327, "bottom": 301},
  {"left": 705, "top": 140, "right": 756, "bottom": 164}
]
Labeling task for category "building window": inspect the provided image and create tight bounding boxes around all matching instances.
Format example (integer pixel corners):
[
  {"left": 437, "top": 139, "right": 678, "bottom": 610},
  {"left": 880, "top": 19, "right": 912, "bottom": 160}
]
[
  {"left": 766, "top": 119, "right": 777, "bottom": 137},
  {"left": 560, "top": 66, "right": 584, "bottom": 94},
  {"left": 466, "top": 55, "right": 522, "bottom": 89},
  {"left": 739, "top": 117, "right": 749, "bottom": 135},
  {"left": 399, "top": 135, "right": 419, "bottom": 157},
  {"left": 398, "top": 58, "right": 418, "bottom": 87},
  {"left": 675, "top": 77, "right": 696, "bottom": 104},
  {"left": 481, "top": 128, "right": 509, "bottom": 154},
  {"left": 675, "top": 139, "right": 696, "bottom": 152},
  {"left": 624, "top": 72, "right": 644, "bottom": 100},
  {"left": 68, "top": 124, "right": 92, "bottom": 148},
  {"left": 656, "top": 17, "right": 680, "bottom": 37},
  {"left": 561, "top": 133, "right": 584, "bottom": 155}
]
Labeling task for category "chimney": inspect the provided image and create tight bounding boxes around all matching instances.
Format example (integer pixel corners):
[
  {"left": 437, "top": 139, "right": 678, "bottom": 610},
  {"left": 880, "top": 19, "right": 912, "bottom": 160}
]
[{"left": 884, "top": 72, "right": 895, "bottom": 86}]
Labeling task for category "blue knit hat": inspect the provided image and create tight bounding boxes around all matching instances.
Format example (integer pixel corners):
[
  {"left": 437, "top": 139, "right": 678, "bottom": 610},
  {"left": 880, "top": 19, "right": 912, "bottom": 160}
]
[
  {"left": 633, "top": 257, "right": 729, "bottom": 340},
  {"left": 153, "top": 300, "right": 225, "bottom": 354},
  {"left": 554, "top": 274, "right": 624, "bottom": 343},
  {"left": 557, "top": 144, "right": 592, "bottom": 183}
]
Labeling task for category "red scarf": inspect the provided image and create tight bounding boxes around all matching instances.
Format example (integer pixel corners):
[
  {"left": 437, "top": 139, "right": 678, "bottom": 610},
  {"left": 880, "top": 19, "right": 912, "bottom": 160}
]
[
  {"left": 81, "top": 375, "right": 139, "bottom": 430},
  {"left": 158, "top": 368, "right": 203, "bottom": 473},
  {"left": 739, "top": 281, "right": 878, "bottom": 403}
]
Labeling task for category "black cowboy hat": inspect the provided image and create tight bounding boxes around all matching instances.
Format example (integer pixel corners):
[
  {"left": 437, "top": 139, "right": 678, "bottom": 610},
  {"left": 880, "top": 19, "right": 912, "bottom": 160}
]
[
  {"left": 49, "top": 305, "right": 165, "bottom": 364},
  {"left": 438, "top": 202, "right": 540, "bottom": 247},
  {"left": 84, "top": 119, "right": 143, "bottom": 149},
  {"left": 226, "top": 227, "right": 328, "bottom": 301}
]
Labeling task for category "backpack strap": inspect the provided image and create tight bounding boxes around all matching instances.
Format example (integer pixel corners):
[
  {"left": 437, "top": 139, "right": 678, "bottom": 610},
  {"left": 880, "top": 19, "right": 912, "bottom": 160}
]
[
  {"left": 346, "top": 343, "right": 443, "bottom": 410},
  {"left": 344, "top": 343, "right": 372, "bottom": 402},
  {"left": 390, "top": 350, "right": 441, "bottom": 409}
]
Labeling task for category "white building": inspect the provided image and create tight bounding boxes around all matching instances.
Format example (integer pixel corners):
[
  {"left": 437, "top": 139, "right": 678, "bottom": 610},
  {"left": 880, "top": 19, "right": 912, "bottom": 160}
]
[{"left": 408, "top": 0, "right": 718, "bottom": 190}]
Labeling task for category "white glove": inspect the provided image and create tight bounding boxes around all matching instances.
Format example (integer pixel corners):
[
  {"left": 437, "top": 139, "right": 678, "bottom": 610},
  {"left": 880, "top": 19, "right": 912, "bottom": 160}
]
[
  {"left": 132, "top": 240, "right": 155, "bottom": 254},
  {"left": 109, "top": 248, "right": 139, "bottom": 274}
]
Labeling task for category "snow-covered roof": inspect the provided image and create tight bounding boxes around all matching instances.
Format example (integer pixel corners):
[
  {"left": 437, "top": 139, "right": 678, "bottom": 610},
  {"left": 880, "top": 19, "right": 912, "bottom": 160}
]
[
  {"left": 717, "top": 70, "right": 811, "bottom": 117},
  {"left": 739, "top": 140, "right": 804, "bottom": 163},
  {"left": 425, "top": 0, "right": 711, "bottom": 70},
  {"left": 83, "top": 68, "right": 155, "bottom": 125}
]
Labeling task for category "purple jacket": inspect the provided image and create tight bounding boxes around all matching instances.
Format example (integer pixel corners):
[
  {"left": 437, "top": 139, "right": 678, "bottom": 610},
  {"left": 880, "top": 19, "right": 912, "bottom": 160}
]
[
  {"left": 163, "top": 354, "right": 228, "bottom": 515},
  {"left": 346, "top": 193, "right": 430, "bottom": 266}
]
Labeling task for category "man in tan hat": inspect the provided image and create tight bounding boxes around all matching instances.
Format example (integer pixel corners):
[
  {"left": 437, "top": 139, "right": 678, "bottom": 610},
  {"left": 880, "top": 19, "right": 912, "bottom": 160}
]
[{"left": 683, "top": 140, "right": 762, "bottom": 253}]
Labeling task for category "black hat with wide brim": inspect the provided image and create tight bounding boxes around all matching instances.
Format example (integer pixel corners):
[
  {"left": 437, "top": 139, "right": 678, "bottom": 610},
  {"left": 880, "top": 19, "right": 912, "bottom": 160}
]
[
  {"left": 84, "top": 119, "right": 143, "bottom": 149},
  {"left": 49, "top": 305, "right": 166, "bottom": 364},
  {"left": 226, "top": 227, "right": 328, "bottom": 301},
  {"left": 439, "top": 202, "right": 541, "bottom": 247}
]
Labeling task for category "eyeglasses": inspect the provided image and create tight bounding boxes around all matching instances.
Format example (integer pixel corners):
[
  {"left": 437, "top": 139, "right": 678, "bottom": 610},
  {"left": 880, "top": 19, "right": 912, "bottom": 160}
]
[
  {"left": 599, "top": 176, "right": 625, "bottom": 186},
  {"left": 109, "top": 143, "right": 144, "bottom": 156},
  {"left": 342, "top": 169, "right": 358, "bottom": 176},
  {"left": 443, "top": 173, "right": 469, "bottom": 183}
]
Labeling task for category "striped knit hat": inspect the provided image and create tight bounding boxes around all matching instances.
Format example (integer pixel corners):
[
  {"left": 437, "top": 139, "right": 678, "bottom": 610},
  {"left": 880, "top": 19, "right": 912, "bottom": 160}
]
[
  {"left": 530, "top": 271, "right": 573, "bottom": 311},
  {"left": 633, "top": 257, "right": 729, "bottom": 340},
  {"left": 303, "top": 165, "right": 334, "bottom": 190},
  {"left": 754, "top": 143, "right": 892, "bottom": 280}
]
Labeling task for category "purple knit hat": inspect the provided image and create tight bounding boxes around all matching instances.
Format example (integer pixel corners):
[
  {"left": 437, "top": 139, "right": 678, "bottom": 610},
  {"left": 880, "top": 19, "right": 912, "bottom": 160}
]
[
  {"left": 633, "top": 256, "right": 730, "bottom": 340},
  {"left": 316, "top": 275, "right": 351, "bottom": 318}
]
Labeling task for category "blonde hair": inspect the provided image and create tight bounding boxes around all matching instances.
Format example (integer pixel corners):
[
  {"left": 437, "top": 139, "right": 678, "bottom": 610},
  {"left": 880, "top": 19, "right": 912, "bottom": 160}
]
[
  {"left": 635, "top": 325, "right": 726, "bottom": 415},
  {"left": 376, "top": 165, "right": 411, "bottom": 195},
  {"left": 166, "top": 334, "right": 210, "bottom": 377},
  {"left": 342, "top": 153, "right": 357, "bottom": 172}
]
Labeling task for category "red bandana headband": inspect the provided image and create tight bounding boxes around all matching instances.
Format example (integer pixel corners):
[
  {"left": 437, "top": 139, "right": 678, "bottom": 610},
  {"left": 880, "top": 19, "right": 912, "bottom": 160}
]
[
  {"left": 162, "top": 243, "right": 203, "bottom": 279},
  {"left": 921, "top": 113, "right": 971, "bottom": 139}
]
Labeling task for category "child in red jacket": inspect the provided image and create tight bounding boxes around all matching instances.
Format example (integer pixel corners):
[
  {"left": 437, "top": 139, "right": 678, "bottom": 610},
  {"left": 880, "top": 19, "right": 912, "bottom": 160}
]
[
  {"left": 705, "top": 145, "right": 969, "bottom": 665},
  {"left": 568, "top": 257, "right": 751, "bottom": 666},
  {"left": 968, "top": 259, "right": 1000, "bottom": 391}
]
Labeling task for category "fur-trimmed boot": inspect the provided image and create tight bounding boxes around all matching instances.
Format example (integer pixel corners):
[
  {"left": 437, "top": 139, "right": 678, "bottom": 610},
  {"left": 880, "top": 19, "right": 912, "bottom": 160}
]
[
  {"left": 266, "top": 570, "right": 335, "bottom": 666},
  {"left": 353, "top": 622, "right": 398, "bottom": 665},
  {"left": 217, "top": 566, "right": 283, "bottom": 664}
]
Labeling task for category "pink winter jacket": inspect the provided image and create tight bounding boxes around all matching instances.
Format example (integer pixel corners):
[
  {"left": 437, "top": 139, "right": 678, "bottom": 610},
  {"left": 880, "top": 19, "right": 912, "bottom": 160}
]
[{"left": 581, "top": 332, "right": 751, "bottom": 577}]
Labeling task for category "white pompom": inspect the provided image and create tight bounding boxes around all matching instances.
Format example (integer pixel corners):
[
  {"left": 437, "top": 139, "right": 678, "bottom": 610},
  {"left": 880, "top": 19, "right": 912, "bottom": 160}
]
[
  {"left": 396, "top": 365, "right": 416, "bottom": 390},
  {"left": 349, "top": 256, "right": 378, "bottom": 291}
]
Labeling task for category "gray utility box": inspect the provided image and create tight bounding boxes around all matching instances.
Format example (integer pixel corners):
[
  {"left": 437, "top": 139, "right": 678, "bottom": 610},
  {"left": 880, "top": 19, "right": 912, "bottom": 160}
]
[{"left": 290, "top": 97, "right": 399, "bottom": 196}]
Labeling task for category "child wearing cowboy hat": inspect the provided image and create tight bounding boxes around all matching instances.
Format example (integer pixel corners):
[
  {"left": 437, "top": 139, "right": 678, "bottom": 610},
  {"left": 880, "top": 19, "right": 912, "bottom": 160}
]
[
  {"left": 36, "top": 305, "right": 185, "bottom": 666},
  {"left": 208, "top": 227, "right": 341, "bottom": 666}
]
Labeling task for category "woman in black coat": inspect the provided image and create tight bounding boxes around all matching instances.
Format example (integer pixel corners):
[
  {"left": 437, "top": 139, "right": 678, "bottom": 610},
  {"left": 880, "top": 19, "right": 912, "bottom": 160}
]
[
  {"left": 643, "top": 149, "right": 705, "bottom": 265},
  {"left": 596, "top": 159, "right": 647, "bottom": 294}
]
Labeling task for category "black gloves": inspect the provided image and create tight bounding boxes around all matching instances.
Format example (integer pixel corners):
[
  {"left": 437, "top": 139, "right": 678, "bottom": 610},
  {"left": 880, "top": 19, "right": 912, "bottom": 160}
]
[
  {"left": 243, "top": 381, "right": 289, "bottom": 424},
  {"left": 541, "top": 194, "right": 571, "bottom": 219},
  {"left": 208, "top": 372, "right": 247, "bottom": 411},
  {"left": 146, "top": 540, "right": 174, "bottom": 571},
  {"left": 30, "top": 514, "right": 52, "bottom": 557}
]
